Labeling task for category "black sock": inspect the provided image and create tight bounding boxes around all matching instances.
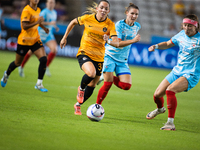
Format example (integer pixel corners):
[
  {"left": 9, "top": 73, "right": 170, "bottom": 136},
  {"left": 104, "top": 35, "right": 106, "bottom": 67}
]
[
  {"left": 82, "top": 86, "right": 95, "bottom": 104},
  {"left": 6, "top": 61, "right": 17, "bottom": 76},
  {"left": 38, "top": 56, "right": 47, "bottom": 79},
  {"left": 80, "top": 74, "right": 94, "bottom": 89}
]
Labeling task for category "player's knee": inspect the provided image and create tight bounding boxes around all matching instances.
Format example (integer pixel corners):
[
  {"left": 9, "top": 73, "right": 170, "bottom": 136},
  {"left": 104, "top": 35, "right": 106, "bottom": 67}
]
[
  {"left": 86, "top": 71, "right": 96, "bottom": 78},
  {"left": 39, "top": 56, "right": 47, "bottom": 64},
  {"left": 120, "top": 82, "right": 131, "bottom": 90},
  {"left": 154, "top": 88, "right": 166, "bottom": 98},
  {"left": 154, "top": 92, "right": 160, "bottom": 98},
  {"left": 14, "top": 59, "right": 23, "bottom": 66},
  {"left": 14, "top": 61, "right": 21, "bottom": 66},
  {"left": 53, "top": 48, "right": 57, "bottom": 53},
  {"left": 166, "top": 84, "right": 176, "bottom": 92}
]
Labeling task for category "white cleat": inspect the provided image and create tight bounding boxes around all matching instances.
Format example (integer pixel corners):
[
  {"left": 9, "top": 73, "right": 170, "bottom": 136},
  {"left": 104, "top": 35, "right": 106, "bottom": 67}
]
[
  {"left": 146, "top": 107, "right": 166, "bottom": 119},
  {"left": 160, "top": 122, "right": 176, "bottom": 131}
]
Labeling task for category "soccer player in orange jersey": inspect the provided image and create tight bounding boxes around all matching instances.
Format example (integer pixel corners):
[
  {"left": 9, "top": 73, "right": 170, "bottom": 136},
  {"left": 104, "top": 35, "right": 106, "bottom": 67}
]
[
  {"left": 18, "top": 0, "right": 59, "bottom": 77},
  {"left": 1, "top": 0, "right": 49, "bottom": 92},
  {"left": 60, "top": 0, "right": 118, "bottom": 115}
]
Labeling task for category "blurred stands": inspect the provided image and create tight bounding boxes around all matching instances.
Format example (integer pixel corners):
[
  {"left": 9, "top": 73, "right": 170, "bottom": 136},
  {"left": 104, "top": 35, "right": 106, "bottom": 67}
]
[
  {"left": 1, "top": 0, "right": 200, "bottom": 43},
  {"left": 107, "top": 0, "right": 200, "bottom": 42}
]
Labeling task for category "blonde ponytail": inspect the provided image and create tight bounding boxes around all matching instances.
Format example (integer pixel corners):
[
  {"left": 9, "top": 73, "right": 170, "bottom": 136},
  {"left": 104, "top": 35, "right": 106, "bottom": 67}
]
[
  {"left": 84, "top": 2, "right": 98, "bottom": 14},
  {"left": 83, "top": 0, "right": 110, "bottom": 15}
]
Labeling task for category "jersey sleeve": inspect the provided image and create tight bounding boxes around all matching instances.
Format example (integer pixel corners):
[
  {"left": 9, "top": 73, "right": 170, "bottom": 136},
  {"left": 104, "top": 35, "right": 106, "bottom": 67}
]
[
  {"left": 77, "top": 14, "right": 88, "bottom": 26},
  {"left": 171, "top": 30, "right": 182, "bottom": 46},
  {"left": 115, "top": 21, "right": 123, "bottom": 40},
  {"left": 109, "top": 22, "right": 117, "bottom": 37},
  {"left": 137, "top": 22, "right": 141, "bottom": 30},
  {"left": 21, "top": 8, "right": 31, "bottom": 22}
]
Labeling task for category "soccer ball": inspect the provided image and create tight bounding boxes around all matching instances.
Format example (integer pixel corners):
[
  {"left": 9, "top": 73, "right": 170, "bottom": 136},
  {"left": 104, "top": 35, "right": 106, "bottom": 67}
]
[{"left": 86, "top": 104, "right": 105, "bottom": 122}]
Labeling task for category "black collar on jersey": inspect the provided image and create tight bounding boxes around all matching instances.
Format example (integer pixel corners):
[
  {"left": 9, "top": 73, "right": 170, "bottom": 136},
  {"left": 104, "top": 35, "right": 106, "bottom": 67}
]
[
  {"left": 28, "top": 5, "right": 37, "bottom": 11},
  {"left": 95, "top": 14, "right": 107, "bottom": 22}
]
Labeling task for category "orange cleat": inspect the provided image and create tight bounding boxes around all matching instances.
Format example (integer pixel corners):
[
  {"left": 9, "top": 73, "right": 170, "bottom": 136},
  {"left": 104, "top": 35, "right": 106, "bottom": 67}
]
[
  {"left": 76, "top": 86, "right": 85, "bottom": 103},
  {"left": 74, "top": 104, "right": 82, "bottom": 115}
]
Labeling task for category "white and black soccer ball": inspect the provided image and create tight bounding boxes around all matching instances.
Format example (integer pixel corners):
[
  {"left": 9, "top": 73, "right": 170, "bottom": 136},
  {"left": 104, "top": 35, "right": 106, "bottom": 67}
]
[{"left": 86, "top": 104, "right": 105, "bottom": 122}]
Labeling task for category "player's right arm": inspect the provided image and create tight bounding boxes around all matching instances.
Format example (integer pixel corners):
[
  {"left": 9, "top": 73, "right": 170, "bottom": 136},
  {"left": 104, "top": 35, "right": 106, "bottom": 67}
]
[
  {"left": 22, "top": 16, "right": 44, "bottom": 30},
  {"left": 60, "top": 18, "right": 79, "bottom": 49},
  {"left": 148, "top": 40, "right": 174, "bottom": 52}
]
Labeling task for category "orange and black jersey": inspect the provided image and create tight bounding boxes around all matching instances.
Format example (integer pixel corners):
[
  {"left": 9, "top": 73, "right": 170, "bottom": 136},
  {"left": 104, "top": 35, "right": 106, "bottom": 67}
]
[
  {"left": 17, "top": 5, "right": 41, "bottom": 46},
  {"left": 77, "top": 14, "right": 117, "bottom": 62}
]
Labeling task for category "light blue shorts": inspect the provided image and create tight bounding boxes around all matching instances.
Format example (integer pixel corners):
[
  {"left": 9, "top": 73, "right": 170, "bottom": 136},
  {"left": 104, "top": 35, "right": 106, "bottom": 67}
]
[
  {"left": 103, "top": 55, "right": 131, "bottom": 76},
  {"left": 39, "top": 32, "right": 55, "bottom": 44},
  {"left": 165, "top": 71, "right": 199, "bottom": 91}
]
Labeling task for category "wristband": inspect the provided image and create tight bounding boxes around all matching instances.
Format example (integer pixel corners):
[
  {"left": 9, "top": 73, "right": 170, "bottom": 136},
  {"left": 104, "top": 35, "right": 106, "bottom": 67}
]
[{"left": 155, "top": 44, "right": 158, "bottom": 49}]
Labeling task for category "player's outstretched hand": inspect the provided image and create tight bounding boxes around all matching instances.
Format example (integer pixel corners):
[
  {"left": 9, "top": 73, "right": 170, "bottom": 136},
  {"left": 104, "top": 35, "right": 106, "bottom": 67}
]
[
  {"left": 148, "top": 45, "right": 156, "bottom": 52},
  {"left": 60, "top": 38, "right": 67, "bottom": 49}
]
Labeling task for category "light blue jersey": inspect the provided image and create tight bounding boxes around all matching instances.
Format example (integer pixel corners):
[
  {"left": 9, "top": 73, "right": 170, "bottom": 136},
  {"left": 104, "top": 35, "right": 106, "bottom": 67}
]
[
  {"left": 105, "top": 19, "right": 141, "bottom": 62},
  {"left": 38, "top": 8, "right": 57, "bottom": 43},
  {"left": 166, "top": 30, "right": 200, "bottom": 91},
  {"left": 102, "top": 20, "right": 141, "bottom": 76},
  {"left": 171, "top": 30, "right": 200, "bottom": 78}
]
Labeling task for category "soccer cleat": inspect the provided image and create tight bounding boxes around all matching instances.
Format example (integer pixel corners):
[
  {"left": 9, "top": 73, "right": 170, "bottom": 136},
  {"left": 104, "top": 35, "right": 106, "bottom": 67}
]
[
  {"left": 76, "top": 86, "right": 85, "bottom": 103},
  {"left": 97, "top": 75, "right": 104, "bottom": 85},
  {"left": 1, "top": 71, "right": 9, "bottom": 87},
  {"left": 18, "top": 66, "right": 25, "bottom": 77},
  {"left": 146, "top": 107, "right": 166, "bottom": 119},
  {"left": 35, "top": 83, "right": 48, "bottom": 92},
  {"left": 74, "top": 104, "right": 82, "bottom": 115},
  {"left": 45, "top": 67, "right": 51, "bottom": 77},
  {"left": 160, "top": 122, "right": 176, "bottom": 131}
]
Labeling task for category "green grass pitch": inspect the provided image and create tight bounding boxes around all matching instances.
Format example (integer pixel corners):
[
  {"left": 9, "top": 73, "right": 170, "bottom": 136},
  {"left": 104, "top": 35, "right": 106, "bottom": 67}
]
[{"left": 0, "top": 50, "right": 200, "bottom": 150}]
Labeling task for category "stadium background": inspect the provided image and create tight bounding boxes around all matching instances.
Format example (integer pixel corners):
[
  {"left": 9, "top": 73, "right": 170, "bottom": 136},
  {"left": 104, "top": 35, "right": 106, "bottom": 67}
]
[{"left": 1, "top": 0, "right": 200, "bottom": 69}]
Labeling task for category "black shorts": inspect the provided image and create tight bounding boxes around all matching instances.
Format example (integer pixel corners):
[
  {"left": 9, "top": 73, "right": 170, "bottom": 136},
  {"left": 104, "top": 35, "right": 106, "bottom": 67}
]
[
  {"left": 77, "top": 55, "right": 103, "bottom": 76},
  {"left": 16, "top": 40, "right": 43, "bottom": 56}
]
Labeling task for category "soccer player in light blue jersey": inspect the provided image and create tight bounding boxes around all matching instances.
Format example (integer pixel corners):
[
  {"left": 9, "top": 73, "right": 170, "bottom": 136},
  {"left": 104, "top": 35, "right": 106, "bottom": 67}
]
[
  {"left": 96, "top": 3, "right": 141, "bottom": 104},
  {"left": 146, "top": 14, "right": 200, "bottom": 131},
  {"left": 18, "top": 0, "right": 59, "bottom": 77}
]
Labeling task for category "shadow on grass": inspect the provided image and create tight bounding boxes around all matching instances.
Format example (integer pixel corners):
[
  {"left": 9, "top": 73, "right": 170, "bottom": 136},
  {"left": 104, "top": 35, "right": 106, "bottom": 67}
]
[{"left": 102, "top": 116, "right": 161, "bottom": 124}]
